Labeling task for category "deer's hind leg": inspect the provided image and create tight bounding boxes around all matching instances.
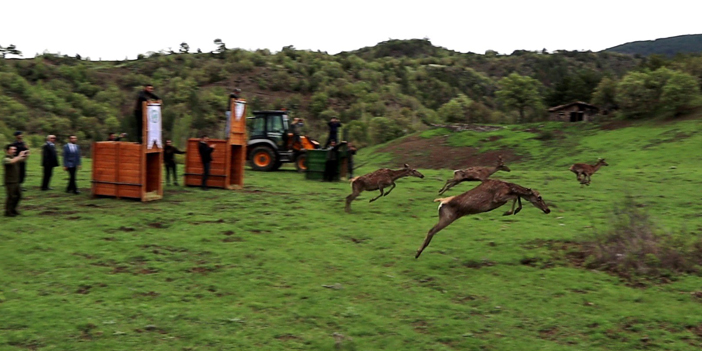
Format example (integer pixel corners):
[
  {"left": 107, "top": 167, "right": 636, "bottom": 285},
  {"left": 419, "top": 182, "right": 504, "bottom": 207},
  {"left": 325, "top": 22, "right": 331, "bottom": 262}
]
[
  {"left": 414, "top": 206, "right": 458, "bottom": 258},
  {"left": 383, "top": 182, "right": 396, "bottom": 197},
  {"left": 345, "top": 186, "right": 362, "bottom": 213}
]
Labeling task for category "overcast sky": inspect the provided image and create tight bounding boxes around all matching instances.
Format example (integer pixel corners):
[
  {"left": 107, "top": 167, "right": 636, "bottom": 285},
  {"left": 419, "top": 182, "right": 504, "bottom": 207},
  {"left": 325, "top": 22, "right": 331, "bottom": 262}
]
[{"left": 3, "top": 0, "right": 700, "bottom": 60}]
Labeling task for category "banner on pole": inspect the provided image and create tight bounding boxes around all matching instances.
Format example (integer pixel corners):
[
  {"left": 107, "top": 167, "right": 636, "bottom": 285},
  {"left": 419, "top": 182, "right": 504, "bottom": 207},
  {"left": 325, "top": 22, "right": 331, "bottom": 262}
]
[
  {"left": 146, "top": 104, "right": 162, "bottom": 149},
  {"left": 234, "top": 100, "right": 246, "bottom": 122}
]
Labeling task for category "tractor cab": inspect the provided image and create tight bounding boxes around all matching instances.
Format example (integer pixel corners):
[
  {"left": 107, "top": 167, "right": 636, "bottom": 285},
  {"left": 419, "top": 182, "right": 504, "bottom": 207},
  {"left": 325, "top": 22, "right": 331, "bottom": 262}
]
[{"left": 247, "top": 110, "right": 320, "bottom": 172}]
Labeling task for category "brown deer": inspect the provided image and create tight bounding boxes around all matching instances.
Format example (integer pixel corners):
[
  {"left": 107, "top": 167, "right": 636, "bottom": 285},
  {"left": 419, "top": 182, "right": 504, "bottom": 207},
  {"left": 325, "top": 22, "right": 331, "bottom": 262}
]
[
  {"left": 415, "top": 179, "right": 550, "bottom": 259},
  {"left": 569, "top": 158, "right": 608, "bottom": 186},
  {"left": 438, "top": 155, "right": 511, "bottom": 195},
  {"left": 345, "top": 164, "right": 425, "bottom": 213}
]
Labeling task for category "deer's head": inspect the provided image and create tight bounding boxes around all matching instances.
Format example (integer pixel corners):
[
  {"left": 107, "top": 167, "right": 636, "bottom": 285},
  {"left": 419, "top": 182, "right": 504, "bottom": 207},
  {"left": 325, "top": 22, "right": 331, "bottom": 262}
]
[
  {"left": 404, "top": 164, "right": 425, "bottom": 179},
  {"left": 496, "top": 156, "right": 511, "bottom": 172},
  {"left": 597, "top": 158, "right": 609, "bottom": 166},
  {"left": 523, "top": 188, "right": 550, "bottom": 214}
]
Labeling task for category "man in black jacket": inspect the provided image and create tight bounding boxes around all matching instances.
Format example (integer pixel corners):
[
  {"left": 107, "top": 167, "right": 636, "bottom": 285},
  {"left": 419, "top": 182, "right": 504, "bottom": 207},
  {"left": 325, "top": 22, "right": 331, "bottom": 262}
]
[
  {"left": 41, "top": 135, "right": 59, "bottom": 190},
  {"left": 164, "top": 139, "right": 186, "bottom": 186},
  {"left": 10, "top": 131, "right": 29, "bottom": 191},
  {"left": 133, "top": 84, "right": 160, "bottom": 144},
  {"left": 323, "top": 141, "right": 344, "bottom": 182},
  {"left": 324, "top": 117, "right": 342, "bottom": 148},
  {"left": 198, "top": 135, "right": 215, "bottom": 190}
]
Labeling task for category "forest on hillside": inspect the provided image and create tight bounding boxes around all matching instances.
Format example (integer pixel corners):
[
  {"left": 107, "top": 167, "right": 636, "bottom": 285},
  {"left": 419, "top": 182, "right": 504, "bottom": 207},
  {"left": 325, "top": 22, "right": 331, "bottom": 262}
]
[
  {"left": 1, "top": 39, "right": 702, "bottom": 150},
  {"left": 605, "top": 34, "right": 702, "bottom": 57}
]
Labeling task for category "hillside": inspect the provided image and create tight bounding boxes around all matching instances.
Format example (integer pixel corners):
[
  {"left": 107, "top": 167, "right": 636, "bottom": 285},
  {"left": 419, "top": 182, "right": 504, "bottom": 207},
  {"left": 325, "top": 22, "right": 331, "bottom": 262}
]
[
  {"left": 0, "top": 40, "right": 645, "bottom": 150},
  {"left": 604, "top": 34, "right": 702, "bottom": 56}
]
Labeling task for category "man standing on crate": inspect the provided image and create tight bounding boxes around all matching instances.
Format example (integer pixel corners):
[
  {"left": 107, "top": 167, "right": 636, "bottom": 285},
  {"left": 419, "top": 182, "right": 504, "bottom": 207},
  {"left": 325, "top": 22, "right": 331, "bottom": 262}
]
[
  {"left": 133, "top": 84, "right": 160, "bottom": 144},
  {"left": 198, "top": 135, "right": 215, "bottom": 190},
  {"left": 164, "top": 139, "right": 186, "bottom": 186}
]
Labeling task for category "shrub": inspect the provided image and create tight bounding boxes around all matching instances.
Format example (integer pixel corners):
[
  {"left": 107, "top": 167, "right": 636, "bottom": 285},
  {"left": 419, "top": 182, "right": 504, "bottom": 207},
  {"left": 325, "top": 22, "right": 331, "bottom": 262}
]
[{"left": 581, "top": 197, "right": 701, "bottom": 281}]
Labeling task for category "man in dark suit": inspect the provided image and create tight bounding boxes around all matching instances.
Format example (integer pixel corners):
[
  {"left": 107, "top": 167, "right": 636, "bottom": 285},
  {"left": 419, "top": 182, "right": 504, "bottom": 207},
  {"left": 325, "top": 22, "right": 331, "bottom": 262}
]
[
  {"left": 41, "top": 135, "right": 59, "bottom": 190},
  {"left": 198, "top": 135, "right": 215, "bottom": 190},
  {"left": 133, "top": 84, "right": 160, "bottom": 144},
  {"left": 10, "top": 131, "right": 29, "bottom": 191},
  {"left": 164, "top": 139, "right": 186, "bottom": 186},
  {"left": 63, "top": 135, "right": 82, "bottom": 194}
]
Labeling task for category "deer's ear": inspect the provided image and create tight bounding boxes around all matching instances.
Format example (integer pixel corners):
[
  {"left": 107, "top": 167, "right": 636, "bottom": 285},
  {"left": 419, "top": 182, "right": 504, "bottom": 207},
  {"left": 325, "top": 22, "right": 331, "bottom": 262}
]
[{"left": 404, "top": 163, "right": 410, "bottom": 168}]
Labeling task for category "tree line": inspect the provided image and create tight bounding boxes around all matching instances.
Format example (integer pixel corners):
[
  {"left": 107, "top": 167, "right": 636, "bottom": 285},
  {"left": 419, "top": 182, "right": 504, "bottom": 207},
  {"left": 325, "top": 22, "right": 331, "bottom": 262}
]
[{"left": 0, "top": 39, "right": 701, "bottom": 150}]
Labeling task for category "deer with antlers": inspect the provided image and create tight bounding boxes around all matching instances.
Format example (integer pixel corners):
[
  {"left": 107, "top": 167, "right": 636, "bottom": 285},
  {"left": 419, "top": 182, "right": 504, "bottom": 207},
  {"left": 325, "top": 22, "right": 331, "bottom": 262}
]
[
  {"left": 438, "top": 155, "right": 511, "bottom": 195},
  {"left": 569, "top": 158, "right": 608, "bottom": 186},
  {"left": 415, "top": 179, "right": 550, "bottom": 259},
  {"left": 345, "top": 164, "right": 425, "bottom": 213}
]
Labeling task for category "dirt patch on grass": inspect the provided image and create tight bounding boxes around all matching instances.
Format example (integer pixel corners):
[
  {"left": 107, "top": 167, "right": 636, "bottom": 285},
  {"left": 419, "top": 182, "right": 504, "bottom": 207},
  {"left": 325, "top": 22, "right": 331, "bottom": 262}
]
[
  {"left": 38, "top": 210, "right": 78, "bottom": 216},
  {"left": 378, "top": 135, "right": 520, "bottom": 170}
]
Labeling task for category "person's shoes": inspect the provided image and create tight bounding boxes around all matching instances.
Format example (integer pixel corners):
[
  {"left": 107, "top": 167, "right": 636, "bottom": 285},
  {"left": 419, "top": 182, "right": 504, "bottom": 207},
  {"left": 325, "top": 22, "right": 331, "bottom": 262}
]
[
  {"left": 73, "top": 190, "right": 81, "bottom": 194},
  {"left": 4, "top": 212, "right": 16, "bottom": 217},
  {"left": 12, "top": 211, "right": 20, "bottom": 216}
]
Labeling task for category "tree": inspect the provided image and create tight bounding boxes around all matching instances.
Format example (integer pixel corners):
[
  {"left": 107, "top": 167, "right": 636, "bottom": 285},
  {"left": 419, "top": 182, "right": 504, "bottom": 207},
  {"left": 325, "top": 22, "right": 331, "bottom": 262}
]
[
  {"left": 214, "top": 39, "right": 226, "bottom": 54},
  {"left": 0, "top": 44, "right": 22, "bottom": 58},
  {"left": 179, "top": 42, "right": 190, "bottom": 54},
  {"left": 591, "top": 77, "right": 618, "bottom": 111},
  {"left": 660, "top": 71, "right": 700, "bottom": 114},
  {"left": 496, "top": 73, "right": 544, "bottom": 123}
]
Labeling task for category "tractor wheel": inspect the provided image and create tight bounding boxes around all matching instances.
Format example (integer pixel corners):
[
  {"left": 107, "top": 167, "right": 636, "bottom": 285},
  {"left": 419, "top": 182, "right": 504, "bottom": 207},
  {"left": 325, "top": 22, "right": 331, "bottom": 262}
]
[
  {"left": 250, "top": 146, "right": 278, "bottom": 171},
  {"left": 295, "top": 153, "right": 307, "bottom": 173}
]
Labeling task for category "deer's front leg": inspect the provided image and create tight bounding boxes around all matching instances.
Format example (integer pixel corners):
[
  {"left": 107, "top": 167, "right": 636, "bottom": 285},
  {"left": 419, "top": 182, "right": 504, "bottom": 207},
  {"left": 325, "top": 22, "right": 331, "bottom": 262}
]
[
  {"left": 383, "top": 182, "right": 396, "bottom": 196},
  {"left": 369, "top": 187, "right": 385, "bottom": 203},
  {"left": 439, "top": 179, "right": 454, "bottom": 195},
  {"left": 513, "top": 197, "right": 523, "bottom": 215},
  {"left": 503, "top": 198, "right": 518, "bottom": 216}
]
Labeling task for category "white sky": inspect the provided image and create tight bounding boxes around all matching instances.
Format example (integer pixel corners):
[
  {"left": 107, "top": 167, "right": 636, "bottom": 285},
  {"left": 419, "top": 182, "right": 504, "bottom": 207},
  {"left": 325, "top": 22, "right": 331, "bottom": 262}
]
[{"left": 2, "top": 0, "right": 700, "bottom": 60}]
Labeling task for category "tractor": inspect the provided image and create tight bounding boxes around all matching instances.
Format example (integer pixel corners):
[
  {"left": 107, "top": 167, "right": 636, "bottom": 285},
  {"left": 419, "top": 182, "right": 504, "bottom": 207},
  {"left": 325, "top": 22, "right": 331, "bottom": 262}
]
[{"left": 246, "top": 110, "right": 321, "bottom": 172}]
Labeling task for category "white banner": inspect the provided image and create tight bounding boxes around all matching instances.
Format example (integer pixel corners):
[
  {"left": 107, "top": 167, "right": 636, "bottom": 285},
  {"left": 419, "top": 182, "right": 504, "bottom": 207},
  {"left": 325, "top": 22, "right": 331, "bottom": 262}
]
[
  {"left": 146, "top": 104, "right": 162, "bottom": 149},
  {"left": 234, "top": 100, "right": 246, "bottom": 121}
]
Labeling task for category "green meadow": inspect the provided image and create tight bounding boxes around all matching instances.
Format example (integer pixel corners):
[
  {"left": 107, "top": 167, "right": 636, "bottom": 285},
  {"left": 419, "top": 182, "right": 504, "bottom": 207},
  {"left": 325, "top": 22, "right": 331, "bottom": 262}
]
[{"left": 2, "top": 118, "right": 702, "bottom": 350}]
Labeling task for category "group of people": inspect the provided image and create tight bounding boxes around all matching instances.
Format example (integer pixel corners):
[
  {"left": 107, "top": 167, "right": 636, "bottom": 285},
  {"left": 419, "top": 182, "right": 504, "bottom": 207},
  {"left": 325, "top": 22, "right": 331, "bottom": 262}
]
[{"left": 4, "top": 132, "right": 82, "bottom": 217}]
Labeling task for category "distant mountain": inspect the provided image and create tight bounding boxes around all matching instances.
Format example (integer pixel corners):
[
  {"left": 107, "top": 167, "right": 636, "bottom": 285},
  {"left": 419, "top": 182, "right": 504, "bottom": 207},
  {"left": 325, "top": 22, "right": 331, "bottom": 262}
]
[{"left": 604, "top": 34, "right": 702, "bottom": 57}]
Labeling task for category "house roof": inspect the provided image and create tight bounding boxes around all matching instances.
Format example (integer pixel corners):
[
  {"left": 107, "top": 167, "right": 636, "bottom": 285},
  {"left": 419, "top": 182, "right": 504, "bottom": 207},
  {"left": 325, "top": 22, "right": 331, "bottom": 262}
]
[{"left": 548, "top": 101, "right": 599, "bottom": 112}]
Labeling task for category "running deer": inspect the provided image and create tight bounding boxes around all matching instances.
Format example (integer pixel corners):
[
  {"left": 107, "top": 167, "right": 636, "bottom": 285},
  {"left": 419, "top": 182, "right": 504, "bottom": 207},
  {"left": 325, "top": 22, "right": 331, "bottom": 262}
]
[
  {"left": 345, "top": 164, "right": 425, "bottom": 213},
  {"left": 569, "top": 158, "right": 608, "bottom": 186},
  {"left": 438, "top": 155, "right": 511, "bottom": 195},
  {"left": 415, "top": 179, "right": 550, "bottom": 259}
]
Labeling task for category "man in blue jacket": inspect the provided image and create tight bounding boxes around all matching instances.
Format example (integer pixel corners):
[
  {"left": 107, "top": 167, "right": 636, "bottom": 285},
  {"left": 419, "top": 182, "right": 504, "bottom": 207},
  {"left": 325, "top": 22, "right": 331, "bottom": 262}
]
[{"left": 63, "top": 135, "right": 82, "bottom": 194}]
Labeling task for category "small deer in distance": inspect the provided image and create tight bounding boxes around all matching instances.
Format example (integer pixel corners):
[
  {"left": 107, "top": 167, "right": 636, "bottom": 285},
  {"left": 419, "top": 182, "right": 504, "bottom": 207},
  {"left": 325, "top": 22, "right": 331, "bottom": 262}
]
[
  {"left": 438, "top": 155, "right": 511, "bottom": 195},
  {"left": 345, "top": 164, "right": 425, "bottom": 213},
  {"left": 415, "top": 179, "right": 550, "bottom": 259},
  {"left": 569, "top": 158, "right": 608, "bottom": 186}
]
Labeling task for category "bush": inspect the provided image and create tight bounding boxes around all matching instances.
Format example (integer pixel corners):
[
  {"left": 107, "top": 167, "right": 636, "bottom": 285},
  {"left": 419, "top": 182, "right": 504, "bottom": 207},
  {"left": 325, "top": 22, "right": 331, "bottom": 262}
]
[{"left": 581, "top": 197, "right": 701, "bottom": 281}]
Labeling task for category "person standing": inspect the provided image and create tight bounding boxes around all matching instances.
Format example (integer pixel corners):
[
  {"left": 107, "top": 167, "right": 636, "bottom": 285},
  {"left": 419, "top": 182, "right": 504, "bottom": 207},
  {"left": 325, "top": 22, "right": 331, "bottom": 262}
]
[
  {"left": 164, "top": 139, "right": 186, "bottom": 186},
  {"left": 41, "top": 135, "right": 59, "bottom": 191},
  {"left": 198, "top": 135, "right": 215, "bottom": 190},
  {"left": 4, "top": 144, "right": 28, "bottom": 217},
  {"left": 10, "top": 131, "right": 29, "bottom": 191},
  {"left": 347, "top": 142, "right": 357, "bottom": 179},
  {"left": 133, "top": 84, "right": 160, "bottom": 144},
  {"left": 63, "top": 135, "right": 81, "bottom": 194},
  {"left": 107, "top": 132, "right": 127, "bottom": 141},
  {"left": 323, "top": 141, "right": 343, "bottom": 182},
  {"left": 324, "top": 117, "right": 342, "bottom": 148},
  {"left": 290, "top": 117, "right": 304, "bottom": 148}
]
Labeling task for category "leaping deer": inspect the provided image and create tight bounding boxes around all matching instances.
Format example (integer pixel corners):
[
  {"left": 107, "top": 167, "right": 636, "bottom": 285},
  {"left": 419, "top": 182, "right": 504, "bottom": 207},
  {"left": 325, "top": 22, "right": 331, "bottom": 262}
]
[
  {"left": 415, "top": 179, "right": 550, "bottom": 259},
  {"left": 438, "top": 155, "right": 511, "bottom": 195},
  {"left": 569, "top": 158, "right": 608, "bottom": 186},
  {"left": 345, "top": 164, "right": 425, "bottom": 213}
]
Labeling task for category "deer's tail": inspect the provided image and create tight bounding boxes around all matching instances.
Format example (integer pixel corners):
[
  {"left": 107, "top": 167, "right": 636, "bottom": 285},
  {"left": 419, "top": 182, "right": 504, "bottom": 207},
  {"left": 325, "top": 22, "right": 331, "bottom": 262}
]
[
  {"left": 433, "top": 196, "right": 455, "bottom": 210},
  {"left": 349, "top": 177, "right": 359, "bottom": 186}
]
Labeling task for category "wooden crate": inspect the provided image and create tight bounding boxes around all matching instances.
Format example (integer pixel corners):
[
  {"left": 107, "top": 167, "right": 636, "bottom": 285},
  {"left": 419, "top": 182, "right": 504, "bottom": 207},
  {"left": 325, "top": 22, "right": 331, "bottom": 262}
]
[
  {"left": 91, "top": 102, "right": 163, "bottom": 201},
  {"left": 184, "top": 98, "right": 247, "bottom": 190}
]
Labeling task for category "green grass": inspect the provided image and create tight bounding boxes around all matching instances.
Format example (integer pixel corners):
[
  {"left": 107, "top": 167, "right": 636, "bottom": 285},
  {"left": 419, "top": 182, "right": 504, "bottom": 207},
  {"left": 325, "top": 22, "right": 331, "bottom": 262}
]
[{"left": 3, "top": 119, "right": 702, "bottom": 350}]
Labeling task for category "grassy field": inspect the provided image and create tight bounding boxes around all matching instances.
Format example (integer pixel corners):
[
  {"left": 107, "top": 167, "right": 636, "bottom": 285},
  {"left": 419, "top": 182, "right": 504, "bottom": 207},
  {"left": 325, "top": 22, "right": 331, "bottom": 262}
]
[{"left": 2, "top": 118, "right": 702, "bottom": 350}]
